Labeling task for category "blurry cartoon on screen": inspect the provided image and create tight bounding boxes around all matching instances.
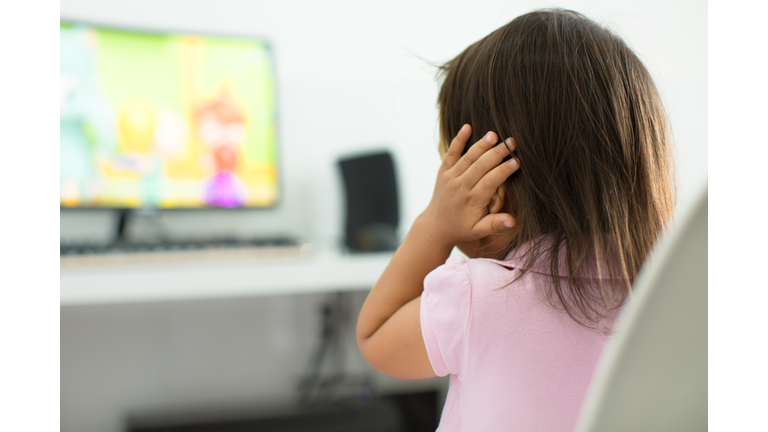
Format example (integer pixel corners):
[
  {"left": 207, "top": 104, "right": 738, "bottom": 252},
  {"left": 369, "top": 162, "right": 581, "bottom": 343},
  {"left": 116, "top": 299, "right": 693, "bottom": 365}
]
[
  {"left": 196, "top": 87, "right": 249, "bottom": 208},
  {"left": 60, "top": 26, "right": 117, "bottom": 206},
  {"left": 60, "top": 23, "right": 279, "bottom": 209}
]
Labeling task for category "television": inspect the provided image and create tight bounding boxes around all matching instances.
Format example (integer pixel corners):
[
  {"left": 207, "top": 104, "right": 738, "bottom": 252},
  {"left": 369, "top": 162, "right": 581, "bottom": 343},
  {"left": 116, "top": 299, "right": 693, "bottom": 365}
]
[{"left": 60, "top": 22, "right": 280, "bottom": 209}]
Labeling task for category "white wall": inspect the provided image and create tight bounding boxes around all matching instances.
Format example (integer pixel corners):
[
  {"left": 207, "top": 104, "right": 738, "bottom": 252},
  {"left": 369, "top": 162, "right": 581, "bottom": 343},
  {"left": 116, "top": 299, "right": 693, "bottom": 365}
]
[{"left": 60, "top": 0, "right": 707, "bottom": 245}]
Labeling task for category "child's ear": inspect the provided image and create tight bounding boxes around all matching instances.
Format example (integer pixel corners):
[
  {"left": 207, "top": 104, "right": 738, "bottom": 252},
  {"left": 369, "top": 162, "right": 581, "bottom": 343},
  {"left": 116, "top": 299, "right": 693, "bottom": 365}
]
[{"left": 488, "top": 183, "right": 507, "bottom": 214}]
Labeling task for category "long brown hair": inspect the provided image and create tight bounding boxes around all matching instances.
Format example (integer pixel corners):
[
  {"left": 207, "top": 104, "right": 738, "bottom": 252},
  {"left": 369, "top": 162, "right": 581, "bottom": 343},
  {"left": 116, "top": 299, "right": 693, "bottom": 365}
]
[{"left": 437, "top": 9, "right": 676, "bottom": 327}]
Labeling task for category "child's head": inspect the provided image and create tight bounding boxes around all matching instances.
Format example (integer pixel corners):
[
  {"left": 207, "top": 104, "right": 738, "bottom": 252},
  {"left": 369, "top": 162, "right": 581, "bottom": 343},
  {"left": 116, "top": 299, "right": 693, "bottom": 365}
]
[{"left": 437, "top": 9, "right": 676, "bottom": 325}]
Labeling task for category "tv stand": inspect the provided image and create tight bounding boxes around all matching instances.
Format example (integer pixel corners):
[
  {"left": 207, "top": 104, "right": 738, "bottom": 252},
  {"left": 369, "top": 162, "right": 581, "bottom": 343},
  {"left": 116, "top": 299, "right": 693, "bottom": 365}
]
[
  {"left": 115, "top": 209, "right": 130, "bottom": 244},
  {"left": 113, "top": 208, "right": 164, "bottom": 244}
]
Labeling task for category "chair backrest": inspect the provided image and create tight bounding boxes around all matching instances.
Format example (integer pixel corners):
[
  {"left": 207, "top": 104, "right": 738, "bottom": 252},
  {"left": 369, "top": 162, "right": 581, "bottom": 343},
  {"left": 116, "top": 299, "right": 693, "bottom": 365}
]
[{"left": 575, "top": 185, "right": 708, "bottom": 432}]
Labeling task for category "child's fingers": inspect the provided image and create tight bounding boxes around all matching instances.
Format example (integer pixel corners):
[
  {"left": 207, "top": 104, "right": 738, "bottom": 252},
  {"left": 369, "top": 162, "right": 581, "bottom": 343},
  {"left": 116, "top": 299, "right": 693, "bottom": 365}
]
[
  {"left": 441, "top": 124, "right": 472, "bottom": 169},
  {"left": 472, "top": 159, "right": 520, "bottom": 202},
  {"left": 462, "top": 138, "right": 516, "bottom": 189},
  {"left": 451, "top": 131, "right": 498, "bottom": 174},
  {"left": 472, "top": 212, "right": 516, "bottom": 237},
  {"left": 472, "top": 157, "right": 520, "bottom": 201}
]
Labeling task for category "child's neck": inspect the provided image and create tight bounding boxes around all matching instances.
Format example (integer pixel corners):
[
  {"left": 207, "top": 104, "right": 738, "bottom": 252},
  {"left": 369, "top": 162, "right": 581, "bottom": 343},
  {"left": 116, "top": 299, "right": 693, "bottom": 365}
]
[{"left": 461, "top": 228, "right": 519, "bottom": 260}]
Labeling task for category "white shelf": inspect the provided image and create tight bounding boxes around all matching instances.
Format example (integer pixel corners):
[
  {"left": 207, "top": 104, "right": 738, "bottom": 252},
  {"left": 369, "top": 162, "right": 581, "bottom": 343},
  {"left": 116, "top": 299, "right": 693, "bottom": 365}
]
[{"left": 60, "top": 250, "right": 392, "bottom": 306}]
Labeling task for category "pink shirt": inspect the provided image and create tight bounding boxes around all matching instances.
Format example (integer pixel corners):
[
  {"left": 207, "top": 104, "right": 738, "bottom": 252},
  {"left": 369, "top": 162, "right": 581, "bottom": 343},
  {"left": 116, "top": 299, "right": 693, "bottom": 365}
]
[{"left": 420, "top": 249, "right": 617, "bottom": 431}]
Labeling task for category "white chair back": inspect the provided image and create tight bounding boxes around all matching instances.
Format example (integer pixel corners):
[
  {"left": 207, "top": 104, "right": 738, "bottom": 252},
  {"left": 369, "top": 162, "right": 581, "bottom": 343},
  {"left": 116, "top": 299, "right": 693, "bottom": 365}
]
[{"left": 575, "top": 186, "right": 708, "bottom": 432}]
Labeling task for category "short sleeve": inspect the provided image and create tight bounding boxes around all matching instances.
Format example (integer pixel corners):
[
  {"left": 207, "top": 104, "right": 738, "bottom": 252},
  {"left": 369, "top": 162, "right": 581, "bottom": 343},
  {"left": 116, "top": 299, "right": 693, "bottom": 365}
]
[{"left": 420, "top": 256, "right": 472, "bottom": 377}]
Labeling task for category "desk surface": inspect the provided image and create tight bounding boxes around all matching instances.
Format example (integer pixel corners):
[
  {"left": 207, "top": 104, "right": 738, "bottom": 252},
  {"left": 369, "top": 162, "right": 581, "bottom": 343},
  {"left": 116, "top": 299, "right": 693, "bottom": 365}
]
[{"left": 60, "top": 248, "right": 392, "bottom": 306}]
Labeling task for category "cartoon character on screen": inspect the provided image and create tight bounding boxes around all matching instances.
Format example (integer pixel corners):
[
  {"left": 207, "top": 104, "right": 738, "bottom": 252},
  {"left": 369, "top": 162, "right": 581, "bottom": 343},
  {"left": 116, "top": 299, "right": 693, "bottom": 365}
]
[
  {"left": 113, "top": 99, "right": 187, "bottom": 207},
  {"left": 60, "top": 26, "right": 117, "bottom": 206},
  {"left": 115, "top": 100, "right": 165, "bottom": 206},
  {"left": 195, "top": 87, "right": 250, "bottom": 208}
]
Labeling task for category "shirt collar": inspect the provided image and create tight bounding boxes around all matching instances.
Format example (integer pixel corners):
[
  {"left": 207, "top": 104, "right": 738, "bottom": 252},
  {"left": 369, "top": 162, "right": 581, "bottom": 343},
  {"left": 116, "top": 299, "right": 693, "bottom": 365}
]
[{"left": 494, "top": 236, "right": 625, "bottom": 280}]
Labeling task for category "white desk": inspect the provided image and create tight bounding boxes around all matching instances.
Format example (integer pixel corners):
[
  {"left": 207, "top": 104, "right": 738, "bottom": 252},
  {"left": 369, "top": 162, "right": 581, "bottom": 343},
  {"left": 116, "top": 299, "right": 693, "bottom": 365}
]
[{"left": 60, "top": 249, "right": 392, "bottom": 306}]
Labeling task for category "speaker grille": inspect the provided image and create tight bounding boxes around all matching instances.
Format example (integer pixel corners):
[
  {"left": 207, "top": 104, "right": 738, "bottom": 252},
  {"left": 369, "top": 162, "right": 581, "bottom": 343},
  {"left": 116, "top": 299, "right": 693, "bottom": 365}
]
[{"left": 338, "top": 152, "right": 399, "bottom": 252}]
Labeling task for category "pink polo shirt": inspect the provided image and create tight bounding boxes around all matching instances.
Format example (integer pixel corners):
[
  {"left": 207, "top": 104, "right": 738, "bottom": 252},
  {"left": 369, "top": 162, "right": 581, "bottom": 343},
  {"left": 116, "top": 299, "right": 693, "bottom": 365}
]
[{"left": 420, "top": 249, "right": 619, "bottom": 431}]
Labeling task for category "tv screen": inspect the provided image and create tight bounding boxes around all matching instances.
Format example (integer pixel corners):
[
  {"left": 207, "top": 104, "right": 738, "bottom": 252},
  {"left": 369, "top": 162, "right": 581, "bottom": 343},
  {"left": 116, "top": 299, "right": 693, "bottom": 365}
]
[{"left": 60, "top": 22, "right": 280, "bottom": 209}]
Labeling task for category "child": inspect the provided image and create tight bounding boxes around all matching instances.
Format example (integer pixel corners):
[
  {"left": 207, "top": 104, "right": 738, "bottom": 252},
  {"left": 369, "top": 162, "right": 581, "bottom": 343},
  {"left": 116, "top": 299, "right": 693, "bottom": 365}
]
[{"left": 356, "top": 9, "right": 675, "bottom": 432}]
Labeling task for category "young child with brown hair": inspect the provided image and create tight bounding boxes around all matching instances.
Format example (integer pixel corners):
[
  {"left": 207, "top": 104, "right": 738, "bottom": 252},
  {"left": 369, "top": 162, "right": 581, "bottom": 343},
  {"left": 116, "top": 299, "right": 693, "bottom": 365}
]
[{"left": 357, "top": 9, "right": 675, "bottom": 431}]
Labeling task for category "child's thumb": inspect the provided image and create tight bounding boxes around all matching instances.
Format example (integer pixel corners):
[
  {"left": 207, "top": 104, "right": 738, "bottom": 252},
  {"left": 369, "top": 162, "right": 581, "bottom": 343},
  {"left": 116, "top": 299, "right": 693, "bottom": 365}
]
[{"left": 474, "top": 213, "right": 515, "bottom": 237}]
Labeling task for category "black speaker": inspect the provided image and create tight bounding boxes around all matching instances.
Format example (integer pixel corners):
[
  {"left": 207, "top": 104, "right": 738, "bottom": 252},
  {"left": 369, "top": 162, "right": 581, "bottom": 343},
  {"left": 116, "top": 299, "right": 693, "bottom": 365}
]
[{"left": 338, "top": 151, "right": 399, "bottom": 253}]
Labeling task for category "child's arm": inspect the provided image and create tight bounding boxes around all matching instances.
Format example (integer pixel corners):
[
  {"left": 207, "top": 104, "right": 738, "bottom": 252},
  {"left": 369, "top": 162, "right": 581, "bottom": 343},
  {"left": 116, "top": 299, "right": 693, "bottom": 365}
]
[{"left": 356, "top": 125, "right": 519, "bottom": 379}]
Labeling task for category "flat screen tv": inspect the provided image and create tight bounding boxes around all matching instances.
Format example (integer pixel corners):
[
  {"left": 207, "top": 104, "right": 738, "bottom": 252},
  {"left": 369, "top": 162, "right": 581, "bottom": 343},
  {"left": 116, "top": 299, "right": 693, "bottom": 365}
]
[{"left": 60, "top": 22, "right": 280, "bottom": 209}]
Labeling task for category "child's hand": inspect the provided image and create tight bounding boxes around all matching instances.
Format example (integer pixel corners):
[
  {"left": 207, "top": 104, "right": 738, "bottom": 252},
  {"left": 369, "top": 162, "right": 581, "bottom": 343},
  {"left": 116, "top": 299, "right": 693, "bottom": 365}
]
[
  {"left": 419, "top": 124, "right": 520, "bottom": 250},
  {"left": 357, "top": 125, "right": 518, "bottom": 380}
]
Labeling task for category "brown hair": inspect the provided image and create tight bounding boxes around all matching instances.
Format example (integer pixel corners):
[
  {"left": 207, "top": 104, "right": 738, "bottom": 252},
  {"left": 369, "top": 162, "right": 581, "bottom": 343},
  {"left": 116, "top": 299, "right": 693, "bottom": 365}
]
[{"left": 437, "top": 9, "right": 676, "bottom": 327}]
